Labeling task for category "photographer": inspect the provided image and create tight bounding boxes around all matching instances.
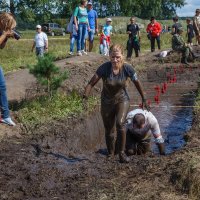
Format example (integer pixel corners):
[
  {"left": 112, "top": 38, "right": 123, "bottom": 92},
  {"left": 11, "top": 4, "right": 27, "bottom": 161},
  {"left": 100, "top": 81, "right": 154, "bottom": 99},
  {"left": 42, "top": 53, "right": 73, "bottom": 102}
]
[{"left": 0, "top": 12, "right": 16, "bottom": 126}]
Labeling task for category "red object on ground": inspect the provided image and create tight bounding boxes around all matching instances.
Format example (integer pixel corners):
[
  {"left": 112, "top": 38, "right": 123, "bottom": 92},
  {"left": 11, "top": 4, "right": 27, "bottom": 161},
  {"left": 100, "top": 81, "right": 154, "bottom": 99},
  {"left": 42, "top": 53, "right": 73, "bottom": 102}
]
[
  {"left": 163, "top": 82, "right": 167, "bottom": 90},
  {"left": 139, "top": 103, "right": 143, "bottom": 108},
  {"left": 147, "top": 99, "right": 151, "bottom": 106},
  {"left": 154, "top": 95, "right": 160, "bottom": 104},
  {"left": 154, "top": 85, "right": 161, "bottom": 94},
  {"left": 173, "top": 75, "right": 177, "bottom": 83},
  {"left": 174, "top": 67, "right": 177, "bottom": 74},
  {"left": 161, "top": 87, "right": 165, "bottom": 94}
]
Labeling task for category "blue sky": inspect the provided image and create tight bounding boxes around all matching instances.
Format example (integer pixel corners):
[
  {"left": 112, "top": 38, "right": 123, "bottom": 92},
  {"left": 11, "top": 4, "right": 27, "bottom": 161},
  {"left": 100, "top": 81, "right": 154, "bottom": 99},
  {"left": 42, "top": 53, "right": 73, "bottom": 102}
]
[{"left": 176, "top": 0, "right": 200, "bottom": 17}]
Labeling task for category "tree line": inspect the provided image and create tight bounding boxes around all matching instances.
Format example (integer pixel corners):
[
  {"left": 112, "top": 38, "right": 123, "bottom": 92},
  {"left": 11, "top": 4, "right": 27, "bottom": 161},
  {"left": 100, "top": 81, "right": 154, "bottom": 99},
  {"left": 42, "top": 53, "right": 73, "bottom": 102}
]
[{"left": 0, "top": 0, "right": 186, "bottom": 29}]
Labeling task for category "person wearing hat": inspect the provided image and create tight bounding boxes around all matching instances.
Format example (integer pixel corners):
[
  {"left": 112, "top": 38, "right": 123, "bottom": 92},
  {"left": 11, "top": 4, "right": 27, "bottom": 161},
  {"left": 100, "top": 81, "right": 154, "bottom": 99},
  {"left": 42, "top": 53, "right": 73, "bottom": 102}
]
[
  {"left": 146, "top": 17, "right": 162, "bottom": 52},
  {"left": 171, "top": 16, "right": 182, "bottom": 35},
  {"left": 193, "top": 9, "right": 200, "bottom": 45},
  {"left": 102, "top": 18, "right": 113, "bottom": 55},
  {"left": 87, "top": 1, "right": 98, "bottom": 52},
  {"left": 126, "top": 16, "right": 140, "bottom": 59},
  {"left": 126, "top": 109, "right": 165, "bottom": 156},
  {"left": 31, "top": 25, "right": 48, "bottom": 57},
  {"left": 172, "top": 27, "right": 196, "bottom": 65}
]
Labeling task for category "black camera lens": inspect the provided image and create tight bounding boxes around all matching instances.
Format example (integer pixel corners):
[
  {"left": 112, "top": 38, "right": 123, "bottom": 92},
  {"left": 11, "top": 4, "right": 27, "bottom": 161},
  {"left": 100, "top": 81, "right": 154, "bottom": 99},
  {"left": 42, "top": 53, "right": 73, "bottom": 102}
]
[{"left": 12, "top": 30, "right": 21, "bottom": 40}]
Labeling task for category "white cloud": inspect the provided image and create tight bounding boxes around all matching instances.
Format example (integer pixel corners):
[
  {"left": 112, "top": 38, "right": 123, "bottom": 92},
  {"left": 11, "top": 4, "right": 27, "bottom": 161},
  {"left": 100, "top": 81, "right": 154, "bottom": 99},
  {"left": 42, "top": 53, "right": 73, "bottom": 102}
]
[{"left": 176, "top": 0, "right": 200, "bottom": 17}]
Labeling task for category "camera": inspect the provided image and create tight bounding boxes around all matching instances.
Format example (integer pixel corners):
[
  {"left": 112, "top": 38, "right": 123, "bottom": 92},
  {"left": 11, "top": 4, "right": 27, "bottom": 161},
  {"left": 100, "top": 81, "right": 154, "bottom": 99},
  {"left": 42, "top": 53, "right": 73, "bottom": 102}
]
[{"left": 12, "top": 30, "right": 21, "bottom": 40}]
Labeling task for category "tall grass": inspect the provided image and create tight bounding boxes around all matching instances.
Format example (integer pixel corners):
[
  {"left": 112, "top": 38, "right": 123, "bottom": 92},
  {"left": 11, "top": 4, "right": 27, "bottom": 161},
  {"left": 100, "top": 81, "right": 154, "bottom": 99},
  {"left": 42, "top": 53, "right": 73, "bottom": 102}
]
[{"left": 18, "top": 92, "right": 98, "bottom": 129}]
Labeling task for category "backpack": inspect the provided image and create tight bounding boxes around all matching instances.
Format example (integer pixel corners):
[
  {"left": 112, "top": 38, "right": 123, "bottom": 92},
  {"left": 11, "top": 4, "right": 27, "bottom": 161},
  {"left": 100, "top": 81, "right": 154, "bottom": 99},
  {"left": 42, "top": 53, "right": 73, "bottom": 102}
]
[{"left": 67, "top": 15, "right": 74, "bottom": 33}]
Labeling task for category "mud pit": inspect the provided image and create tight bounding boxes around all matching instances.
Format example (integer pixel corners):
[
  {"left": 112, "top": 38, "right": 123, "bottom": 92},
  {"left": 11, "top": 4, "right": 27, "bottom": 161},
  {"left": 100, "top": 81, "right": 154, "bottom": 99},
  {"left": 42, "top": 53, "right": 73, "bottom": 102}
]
[{"left": 1, "top": 54, "right": 200, "bottom": 199}]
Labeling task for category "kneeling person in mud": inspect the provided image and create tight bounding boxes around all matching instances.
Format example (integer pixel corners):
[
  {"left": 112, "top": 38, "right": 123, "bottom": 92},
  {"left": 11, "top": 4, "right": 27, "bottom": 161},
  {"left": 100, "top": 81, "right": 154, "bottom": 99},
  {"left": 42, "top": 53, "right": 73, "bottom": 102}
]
[
  {"left": 126, "top": 109, "right": 165, "bottom": 155},
  {"left": 172, "top": 27, "right": 197, "bottom": 65}
]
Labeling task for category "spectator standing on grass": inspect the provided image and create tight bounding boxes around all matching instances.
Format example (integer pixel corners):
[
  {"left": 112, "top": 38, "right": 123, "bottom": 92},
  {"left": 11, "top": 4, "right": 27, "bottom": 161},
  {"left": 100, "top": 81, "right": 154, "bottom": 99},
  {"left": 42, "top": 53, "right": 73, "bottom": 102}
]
[
  {"left": 186, "top": 18, "right": 194, "bottom": 46},
  {"left": 193, "top": 9, "right": 200, "bottom": 45},
  {"left": 102, "top": 18, "right": 113, "bottom": 56},
  {"left": 87, "top": 2, "right": 98, "bottom": 52},
  {"left": 146, "top": 17, "right": 162, "bottom": 52},
  {"left": 68, "top": 15, "right": 78, "bottom": 55},
  {"left": 126, "top": 16, "right": 140, "bottom": 59},
  {"left": 74, "top": 0, "right": 89, "bottom": 56},
  {"left": 171, "top": 16, "right": 182, "bottom": 35},
  {"left": 0, "top": 12, "right": 16, "bottom": 126},
  {"left": 31, "top": 25, "right": 48, "bottom": 57}
]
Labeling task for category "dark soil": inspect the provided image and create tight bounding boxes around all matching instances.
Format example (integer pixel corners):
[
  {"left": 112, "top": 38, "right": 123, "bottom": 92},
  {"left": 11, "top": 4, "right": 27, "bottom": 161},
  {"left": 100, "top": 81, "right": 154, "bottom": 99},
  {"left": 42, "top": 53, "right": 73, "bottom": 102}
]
[{"left": 0, "top": 48, "right": 200, "bottom": 200}]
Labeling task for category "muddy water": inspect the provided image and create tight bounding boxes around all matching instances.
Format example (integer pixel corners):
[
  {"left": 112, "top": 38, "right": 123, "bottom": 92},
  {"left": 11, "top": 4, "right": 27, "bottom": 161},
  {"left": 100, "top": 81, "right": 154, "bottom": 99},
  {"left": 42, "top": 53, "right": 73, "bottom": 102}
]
[{"left": 129, "top": 66, "right": 200, "bottom": 154}]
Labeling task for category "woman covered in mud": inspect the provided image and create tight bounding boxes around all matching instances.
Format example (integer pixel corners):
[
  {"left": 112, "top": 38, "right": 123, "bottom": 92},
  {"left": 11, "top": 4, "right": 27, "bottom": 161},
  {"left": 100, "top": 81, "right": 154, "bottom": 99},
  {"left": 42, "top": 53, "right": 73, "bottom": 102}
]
[
  {"left": 0, "top": 13, "right": 16, "bottom": 126},
  {"left": 83, "top": 44, "right": 149, "bottom": 163}
]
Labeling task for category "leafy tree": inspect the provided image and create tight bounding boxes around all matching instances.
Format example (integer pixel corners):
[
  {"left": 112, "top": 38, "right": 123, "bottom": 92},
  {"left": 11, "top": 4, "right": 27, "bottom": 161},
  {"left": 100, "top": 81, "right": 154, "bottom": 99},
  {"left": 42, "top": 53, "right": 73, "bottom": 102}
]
[{"left": 29, "top": 53, "right": 68, "bottom": 97}]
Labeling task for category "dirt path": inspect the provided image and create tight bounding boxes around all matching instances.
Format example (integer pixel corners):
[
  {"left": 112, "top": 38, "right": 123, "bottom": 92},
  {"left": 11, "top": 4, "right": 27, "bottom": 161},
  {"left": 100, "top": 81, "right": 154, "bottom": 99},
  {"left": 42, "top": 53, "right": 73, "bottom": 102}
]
[{"left": 1, "top": 49, "right": 200, "bottom": 199}]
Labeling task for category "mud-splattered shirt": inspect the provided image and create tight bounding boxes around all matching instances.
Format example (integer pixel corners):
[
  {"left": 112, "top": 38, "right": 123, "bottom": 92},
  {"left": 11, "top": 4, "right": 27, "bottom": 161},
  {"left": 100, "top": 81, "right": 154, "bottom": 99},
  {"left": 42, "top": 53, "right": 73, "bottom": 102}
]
[
  {"left": 96, "top": 61, "right": 137, "bottom": 104},
  {"left": 126, "top": 109, "right": 164, "bottom": 143}
]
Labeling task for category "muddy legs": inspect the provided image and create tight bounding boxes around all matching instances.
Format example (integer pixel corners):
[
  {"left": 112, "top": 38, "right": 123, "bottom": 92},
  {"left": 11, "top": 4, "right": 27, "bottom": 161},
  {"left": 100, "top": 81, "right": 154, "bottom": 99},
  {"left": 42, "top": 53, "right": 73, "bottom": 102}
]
[{"left": 101, "top": 101, "right": 130, "bottom": 163}]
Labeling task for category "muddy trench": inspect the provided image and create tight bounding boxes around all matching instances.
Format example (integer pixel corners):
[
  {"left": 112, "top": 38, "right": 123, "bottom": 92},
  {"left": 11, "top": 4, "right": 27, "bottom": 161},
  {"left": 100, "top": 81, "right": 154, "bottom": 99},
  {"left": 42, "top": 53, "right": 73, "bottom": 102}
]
[{"left": 1, "top": 64, "right": 200, "bottom": 199}]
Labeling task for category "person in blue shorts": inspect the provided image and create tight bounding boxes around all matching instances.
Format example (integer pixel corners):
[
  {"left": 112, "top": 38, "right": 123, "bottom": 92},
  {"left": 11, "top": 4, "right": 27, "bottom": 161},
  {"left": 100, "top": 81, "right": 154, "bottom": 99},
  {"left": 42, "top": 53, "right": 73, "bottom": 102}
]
[{"left": 87, "top": 2, "right": 98, "bottom": 52}]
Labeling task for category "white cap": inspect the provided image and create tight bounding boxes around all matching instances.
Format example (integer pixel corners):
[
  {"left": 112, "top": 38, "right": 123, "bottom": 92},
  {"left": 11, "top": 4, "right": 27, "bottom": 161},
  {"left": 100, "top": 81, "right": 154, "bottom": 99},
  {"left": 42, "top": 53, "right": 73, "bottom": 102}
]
[
  {"left": 88, "top": 2, "right": 92, "bottom": 5},
  {"left": 106, "top": 18, "right": 112, "bottom": 22},
  {"left": 36, "top": 25, "right": 41, "bottom": 29}
]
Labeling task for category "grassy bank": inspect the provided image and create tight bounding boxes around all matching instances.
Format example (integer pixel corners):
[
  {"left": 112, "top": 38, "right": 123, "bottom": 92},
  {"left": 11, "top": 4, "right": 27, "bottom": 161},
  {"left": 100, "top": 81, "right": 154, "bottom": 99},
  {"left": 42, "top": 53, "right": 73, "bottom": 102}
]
[{"left": 17, "top": 92, "right": 98, "bottom": 130}]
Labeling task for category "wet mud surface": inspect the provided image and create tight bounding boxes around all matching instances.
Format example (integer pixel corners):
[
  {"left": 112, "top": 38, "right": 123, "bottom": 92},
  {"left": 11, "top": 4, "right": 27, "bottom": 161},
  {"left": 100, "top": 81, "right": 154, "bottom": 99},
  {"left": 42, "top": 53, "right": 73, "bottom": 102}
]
[{"left": 1, "top": 49, "right": 200, "bottom": 199}]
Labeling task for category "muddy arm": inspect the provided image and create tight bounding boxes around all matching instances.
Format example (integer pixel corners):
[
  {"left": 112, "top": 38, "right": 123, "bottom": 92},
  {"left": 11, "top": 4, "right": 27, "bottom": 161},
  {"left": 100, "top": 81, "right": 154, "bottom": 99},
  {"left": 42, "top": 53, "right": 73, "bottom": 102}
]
[
  {"left": 133, "top": 80, "right": 145, "bottom": 100},
  {"left": 133, "top": 80, "right": 150, "bottom": 110},
  {"left": 83, "top": 74, "right": 101, "bottom": 98},
  {"left": 157, "top": 143, "right": 165, "bottom": 155},
  {"left": 0, "top": 32, "right": 8, "bottom": 49}
]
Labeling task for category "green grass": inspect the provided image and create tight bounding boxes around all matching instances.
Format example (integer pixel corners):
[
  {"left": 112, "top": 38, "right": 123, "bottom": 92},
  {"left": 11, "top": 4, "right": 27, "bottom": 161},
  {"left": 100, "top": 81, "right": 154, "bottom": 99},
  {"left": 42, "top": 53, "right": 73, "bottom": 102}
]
[{"left": 17, "top": 92, "right": 98, "bottom": 129}]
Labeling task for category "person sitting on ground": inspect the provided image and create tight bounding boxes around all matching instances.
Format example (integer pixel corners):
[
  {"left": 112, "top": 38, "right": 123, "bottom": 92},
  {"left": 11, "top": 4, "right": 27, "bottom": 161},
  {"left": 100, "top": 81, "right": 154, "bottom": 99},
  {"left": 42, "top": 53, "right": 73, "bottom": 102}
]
[
  {"left": 193, "top": 9, "right": 200, "bottom": 45},
  {"left": 146, "top": 17, "right": 162, "bottom": 52},
  {"left": 102, "top": 18, "right": 113, "bottom": 56},
  {"left": 186, "top": 18, "right": 194, "bottom": 46},
  {"left": 172, "top": 27, "right": 197, "bottom": 65},
  {"left": 0, "top": 12, "right": 16, "bottom": 126},
  {"left": 31, "top": 25, "right": 48, "bottom": 57},
  {"left": 126, "top": 16, "right": 140, "bottom": 59},
  {"left": 171, "top": 16, "right": 182, "bottom": 35},
  {"left": 126, "top": 109, "right": 165, "bottom": 155}
]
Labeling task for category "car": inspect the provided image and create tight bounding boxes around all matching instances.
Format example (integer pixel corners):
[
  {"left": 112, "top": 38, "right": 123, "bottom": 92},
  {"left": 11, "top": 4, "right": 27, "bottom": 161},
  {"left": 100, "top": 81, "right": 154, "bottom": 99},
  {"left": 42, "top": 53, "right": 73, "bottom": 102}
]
[{"left": 41, "top": 23, "right": 66, "bottom": 36}]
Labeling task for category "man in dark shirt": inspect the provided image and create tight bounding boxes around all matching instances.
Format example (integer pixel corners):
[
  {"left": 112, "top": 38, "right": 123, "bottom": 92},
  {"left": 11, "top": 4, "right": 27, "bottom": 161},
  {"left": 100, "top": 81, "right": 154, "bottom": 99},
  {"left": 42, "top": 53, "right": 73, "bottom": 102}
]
[
  {"left": 126, "top": 17, "right": 140, "bottom": 59},
  {"left": 171, "top": 16, "right": 182, "bottom": 35}
]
